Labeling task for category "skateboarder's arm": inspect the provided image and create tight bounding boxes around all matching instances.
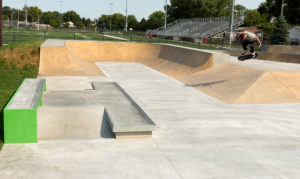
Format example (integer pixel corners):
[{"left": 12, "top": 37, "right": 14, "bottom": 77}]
[{"left": 255, "top": 37, "right": 262, "bottom": 48}]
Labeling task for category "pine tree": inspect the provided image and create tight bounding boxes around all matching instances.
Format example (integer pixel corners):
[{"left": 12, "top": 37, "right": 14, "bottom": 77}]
[{"left": 271, "top": 16, "right": 289, "bottom": 45}]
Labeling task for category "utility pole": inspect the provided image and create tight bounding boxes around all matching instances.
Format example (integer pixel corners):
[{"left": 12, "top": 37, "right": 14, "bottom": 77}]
[
  {"left": 109, "top": 3, "right": 113, "bottom": 32},
  {"left": 25, "top": 0, "right": 28, "bottom": 28},
  {"left": 281, "top": 0, "right": 284, "bottom": 16},
  {"left": 11, "top": 9, "right": 13, "bottom": 28},
  {"left": 125, "top": 0, "right": 128, "bottom": 32},
  {"left": 229, "top": 0, "right": 235, "bottom": 46},
  {"left": 37, "top": 8, "right": 40, "bottom": 30},
  {"left": 18, "top": 9, "right": 20, "bottom": 29},
  {"left": 0, "top": 0, "right": 2, "bottom": 48},
  {"left": 164, "top": 0, "right": 167, "bottom": 29},
  {"left": 59, "top": 0, "right": 64, "bottom": 28}
]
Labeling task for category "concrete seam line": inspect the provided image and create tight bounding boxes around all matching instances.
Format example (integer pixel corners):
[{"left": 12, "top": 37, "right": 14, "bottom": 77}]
[{"left": 152, "top": 138, "right": 184, "bottom": 179}]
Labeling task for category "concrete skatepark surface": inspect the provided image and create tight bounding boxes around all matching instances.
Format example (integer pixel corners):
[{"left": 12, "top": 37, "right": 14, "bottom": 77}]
[
  {"left": 0, "top": 40, "right": 300, "bottom": 178},
  {"left": 39, "top": 40, "right": 300, "bottom": 104}
]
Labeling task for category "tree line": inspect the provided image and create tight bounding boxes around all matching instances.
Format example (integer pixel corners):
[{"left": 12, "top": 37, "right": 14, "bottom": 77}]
[
  {"left": 2, "top": 0, "right": 299, "bottom": 32},
  {"left": 2, "top": 5, "right": 166, "bottom": 30}
]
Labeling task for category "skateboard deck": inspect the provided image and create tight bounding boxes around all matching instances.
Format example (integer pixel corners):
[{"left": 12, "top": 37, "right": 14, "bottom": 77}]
[{"left": 238, "top": 52, "right": 258, "bottom": 61}]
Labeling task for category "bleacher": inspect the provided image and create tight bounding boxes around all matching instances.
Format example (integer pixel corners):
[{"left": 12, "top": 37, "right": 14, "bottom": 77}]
[{"left": 150, "top": 16, "right": 244, "bottom": 39}]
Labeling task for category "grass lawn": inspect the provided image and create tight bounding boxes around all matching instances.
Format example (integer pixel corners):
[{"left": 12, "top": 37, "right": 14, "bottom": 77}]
[
  {"left": 0, "top": 39, "right": 45, "bottom": 150},
  {"left": 3, "top": 28, "right": 241, "bottom": 50},
  {"left": 105, "top": 32, "right": 228, "bottom": 50}
]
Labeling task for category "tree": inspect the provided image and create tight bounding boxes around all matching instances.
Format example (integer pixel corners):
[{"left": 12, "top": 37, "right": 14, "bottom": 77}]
[
  {"left": 244, "top": 10, "right": 263, "bottom": 26},
  {"left": 2, "top": 6, "right": 11, "bottom": 20},
  {"left": 50, "top": 18, "right": 60, "bottom": 28},
  {"left": 84, "top": 18, "right": 93, "bottom": 28},
  {"left": 127, "top": 15, "right": 138, "bottom": 30},
  {"left": 63, "top": 22, "right": 70, "bottom": 28},
  {"left": 271, "top": 16, "right": 289, "bottom": 44},
  {"left": 235, "top": 4, "right": 246, "bottom": 17},
  {"left": 285, "top": 0, "right": 300, "bottom": 25},
  {"left": 41, "top": 11, "right": 60, "bottom": 24},
  {"left": 257, "top": 0, "right": 280, "bottom": 21},
  {"left": 112, "top": 13, "right": 125, "bottom": 29},
  {"left": 28, "top": 6, "right": 42, "bottom": 22},
  {"left": 99, "top": 13, "right": 125, "bottom": 30},
  {"left": 138, "top": 18, "right": 148, "bottom": 30},
  {"left": 62, "top": 11, "right": 81, "bottom": 25},
  {"left": 99, "top": 14, "right": 110, "bottom": 29},
  {"left": 257, "top": 21, "right": 274, "bottom": 42},
  {"left": 258, "top": 0, "right": 299, "bottom": 25},
  {"left": 167, "top": 0, "right": 231, "bottom": 21},
  {"left": 148, "top": 11, "right": 165, "bottom": 29},
  {"left": 75, "top": 21, "right": 84, "bottom": 28}
]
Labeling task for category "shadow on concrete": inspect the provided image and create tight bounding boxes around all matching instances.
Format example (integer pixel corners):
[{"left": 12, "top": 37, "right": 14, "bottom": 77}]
[
  {"left": 185, "top": 80, "right": 226, "bottom": 87},
  {"left": 100, "top": 111, "right": 114, "bottom": 138}
]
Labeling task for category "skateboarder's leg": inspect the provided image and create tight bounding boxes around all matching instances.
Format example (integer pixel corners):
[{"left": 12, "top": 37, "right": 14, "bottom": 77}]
[
  {"left": 242, "top": 41, "right": 250, "bottom": 55},
  {"left": 250, "top": 41, "right": 256, "bottom": 57}
]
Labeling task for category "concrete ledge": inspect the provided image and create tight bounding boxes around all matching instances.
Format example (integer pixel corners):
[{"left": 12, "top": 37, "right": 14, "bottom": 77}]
[
  {"left": 115, "top": 131, "right": 152, "bottom": 139},
  {"left": 4, "top": 78, "right": 46, "bottom": 143},
  {"left": 92, "top": 82, "right": 156, "bottom": 139}
]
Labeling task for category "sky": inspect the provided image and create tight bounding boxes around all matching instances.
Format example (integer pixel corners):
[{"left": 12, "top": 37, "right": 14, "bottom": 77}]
[{"left": 3, "top": 0, "right": 265, "bottom": 21}]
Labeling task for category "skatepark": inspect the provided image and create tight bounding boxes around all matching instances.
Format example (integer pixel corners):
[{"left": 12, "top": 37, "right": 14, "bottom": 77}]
[{"left": 1, "top": 39, "right": 300, "bottom": 178}]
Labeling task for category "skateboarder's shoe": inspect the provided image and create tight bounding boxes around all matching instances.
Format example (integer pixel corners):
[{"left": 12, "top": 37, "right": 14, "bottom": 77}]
[
  {"left": 252, "top": 52, "right": 256, "bottom": 58},
  {"left": 242, "top": 50, "right": 248, "bottom": 56}
]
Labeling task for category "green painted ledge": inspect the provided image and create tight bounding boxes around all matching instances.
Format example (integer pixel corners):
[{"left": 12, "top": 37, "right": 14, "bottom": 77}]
[{"left": 4, "top": 79, "right": 46, "bottom": 144}]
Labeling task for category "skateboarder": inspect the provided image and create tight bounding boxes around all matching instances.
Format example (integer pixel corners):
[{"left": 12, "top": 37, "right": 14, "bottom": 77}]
[{"left": 240, "top": 31, "right": 262, "bottom": 57}]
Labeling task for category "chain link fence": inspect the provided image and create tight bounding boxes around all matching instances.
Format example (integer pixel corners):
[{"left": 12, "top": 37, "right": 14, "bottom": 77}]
[{"left": 2, "top": 24, "right": 248, "bottom": 51}]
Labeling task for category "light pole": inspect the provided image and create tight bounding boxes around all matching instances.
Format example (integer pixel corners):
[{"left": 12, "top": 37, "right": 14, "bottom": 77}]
[
  {"left": 0, "top": 0, "right": 2, "bottom": 48},
  {"left": 25, "top": 0, "right": 28, "bottom": 28},
  {"left": 164, "top": 0, "right": 167, "bottom": 29},
  {"left": 229, "top": 0, "right": 235, "bottom": 46},
  {"left": 18, "top": 9, "right": 20, "bottom": 29},
  {"left": 59, "top": 0, "right": 64, "bottom": 28},
  {"left": 125, "top": 0, "right": 128, "bottom": 32},
  {"left": 10, "top": 8, "right": 13, "bottom": 28},
  {"left": 109, "top": 3, "right": 113, "bottom": 32},
  {"left": 281, "top": 0, "right": 284, "bottom": 16}
]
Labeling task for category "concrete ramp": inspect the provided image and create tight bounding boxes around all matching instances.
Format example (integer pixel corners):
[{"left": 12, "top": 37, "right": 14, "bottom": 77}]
[
  {"left": 39, "top": 46, "right": 104, "bottom": 76},
  {"left": 39, "top": 40, "right": 300, "bottom": 104},
  {"left": 181, "top": 62, "right": 300, "bottom": 104},
  {"left": 39, "top": 40, "right": 227, "bottom": 77}
]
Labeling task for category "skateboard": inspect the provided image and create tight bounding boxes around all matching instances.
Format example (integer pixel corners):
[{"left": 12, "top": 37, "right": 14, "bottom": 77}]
[{"left": 238, "top": 52, "right": 258, "bottom": 61}]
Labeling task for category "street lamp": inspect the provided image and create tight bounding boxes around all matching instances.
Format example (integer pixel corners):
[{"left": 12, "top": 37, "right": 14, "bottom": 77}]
[
  {"left": 281, "top": 0, "right": 284, "bottom": 16},
  {"left": 109, "top": 3, "right": 113, "bottom": 31},
  {"left": 59, "top": 0, "right": 64, "bottom": 28},
  {"left": 164, "top": 0, "right": 167, "bottom": 29},
  {"left": 25, "top": 0, "right": 27, "bottom": 28},
  {"left": 229, "top": 0, "right": 235, "bottom": 46},
  {"left": 125, "top": 0, "right": 128, "bottom": 32},
  {"left": 0, "top": 0, "right": 2, "bottom": 48}
]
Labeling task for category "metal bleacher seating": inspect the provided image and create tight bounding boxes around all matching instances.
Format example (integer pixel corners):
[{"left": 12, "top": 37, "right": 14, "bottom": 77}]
[{"left": 150, "top": 16, "right": 244, "bottom": 39}]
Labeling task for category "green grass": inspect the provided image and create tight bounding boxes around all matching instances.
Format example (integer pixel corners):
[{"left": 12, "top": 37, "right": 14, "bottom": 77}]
[
  {"left": 105, "top": 33, "right": 228, "bottom": 50},
  {"left": 3, "top": 28, "right": 244, "bottom": 50},
  {"left": 0, "top": 39, "right": 45, "bottom": 151}
]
